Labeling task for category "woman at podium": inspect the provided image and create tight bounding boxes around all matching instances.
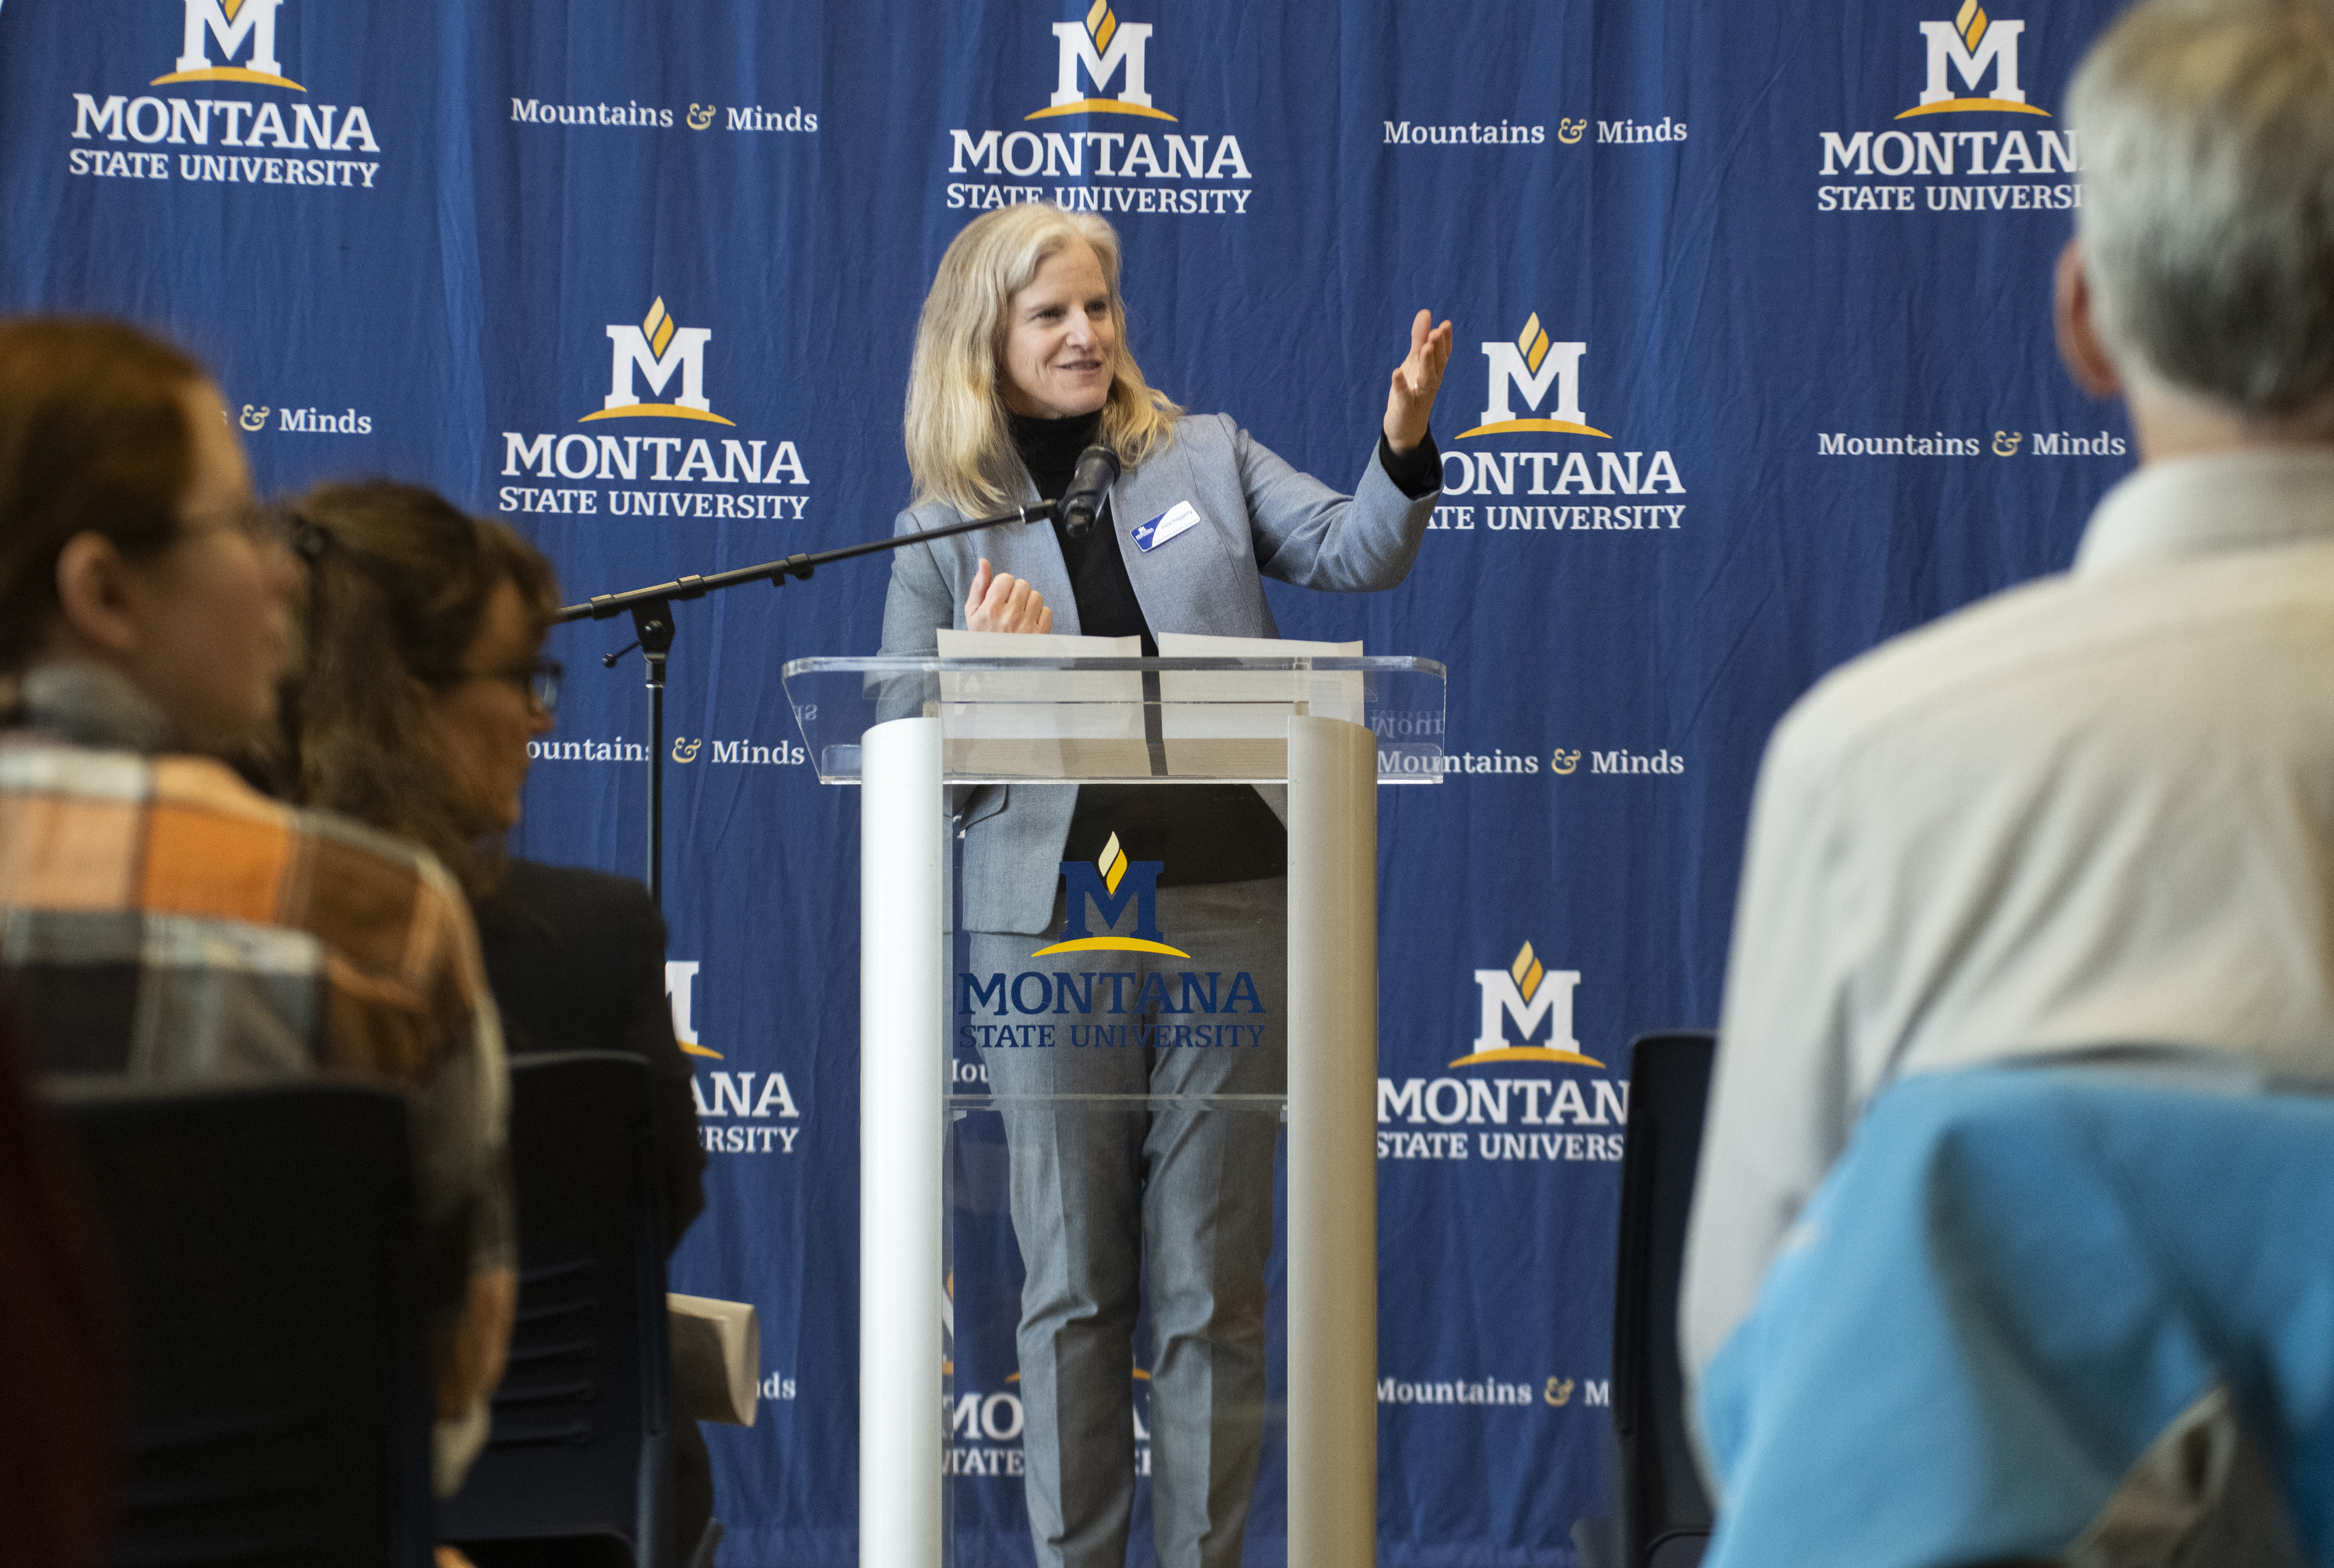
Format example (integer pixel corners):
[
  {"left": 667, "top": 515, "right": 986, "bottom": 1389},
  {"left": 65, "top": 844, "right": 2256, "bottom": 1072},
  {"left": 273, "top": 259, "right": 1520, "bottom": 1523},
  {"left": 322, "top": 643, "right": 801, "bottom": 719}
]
[{"left": 880, "top": 204, "right": 1448, "bottom": 1568}]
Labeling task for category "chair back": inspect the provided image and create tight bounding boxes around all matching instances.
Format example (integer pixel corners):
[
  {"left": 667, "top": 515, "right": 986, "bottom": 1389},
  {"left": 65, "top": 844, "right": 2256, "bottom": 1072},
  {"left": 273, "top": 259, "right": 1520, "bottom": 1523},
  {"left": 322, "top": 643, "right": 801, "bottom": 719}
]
[
  {"left": 1698, "top": 1064, "right": 2330, "bottom": 1568},
  {"left": 441, "top": 1051, "right": 670, "bottom": 1566},
  {"left": 1610, "top": 1031, "right": 1716, "bottom": 1568},
  {"left": 50, "top": 1078, "right": 433, "bottom": 1568}
]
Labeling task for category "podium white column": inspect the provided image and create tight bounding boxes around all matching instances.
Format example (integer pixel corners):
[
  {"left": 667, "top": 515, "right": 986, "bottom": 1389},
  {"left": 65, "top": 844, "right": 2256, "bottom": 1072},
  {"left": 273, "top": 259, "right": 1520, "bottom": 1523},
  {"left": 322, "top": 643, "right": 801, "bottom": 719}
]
[
  {"left": 1288, "top": 716, "right": 1380, "bottom": 1568},
  {"left": 859, "top": 717, "right": 944, "bottom": 1568}
]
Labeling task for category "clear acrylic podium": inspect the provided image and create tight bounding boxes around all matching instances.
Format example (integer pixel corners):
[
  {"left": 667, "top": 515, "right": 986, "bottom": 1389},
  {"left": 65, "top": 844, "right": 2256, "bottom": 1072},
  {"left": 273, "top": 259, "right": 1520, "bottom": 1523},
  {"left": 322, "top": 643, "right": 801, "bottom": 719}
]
[{"left": 782, "top": 655, "right": 1446, "bottom": 1568}]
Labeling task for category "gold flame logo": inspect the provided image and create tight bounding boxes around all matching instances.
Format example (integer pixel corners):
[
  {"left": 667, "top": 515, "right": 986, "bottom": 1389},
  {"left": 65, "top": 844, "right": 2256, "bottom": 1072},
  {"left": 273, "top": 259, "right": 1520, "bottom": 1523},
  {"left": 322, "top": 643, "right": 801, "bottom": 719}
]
[
  {"left": 1516, "top": 313, "right": 1551, "bottom": 377},
  {"left": 1085, "top": 0, "right": 1118, "bottom": 57},
  {"left": 1956, "top": 0, "right": 1988, "bottom": 51},
  {"left": 643, "top": 297, "right": 676, "bottom": 360},
  {"left": 1097, "top": 831, "right": 1130, "bottom": 895},
  {"left": 1510, "top": 940, "right": 1545, "bottom": 1006}
]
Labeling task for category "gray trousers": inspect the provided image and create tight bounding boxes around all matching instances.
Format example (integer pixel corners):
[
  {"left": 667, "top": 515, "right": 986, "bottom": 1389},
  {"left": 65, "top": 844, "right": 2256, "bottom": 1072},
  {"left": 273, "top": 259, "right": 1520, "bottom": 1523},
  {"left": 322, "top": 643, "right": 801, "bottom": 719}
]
[{"left": 969, "top": 878, "right": 1287, "bottom": 1568}]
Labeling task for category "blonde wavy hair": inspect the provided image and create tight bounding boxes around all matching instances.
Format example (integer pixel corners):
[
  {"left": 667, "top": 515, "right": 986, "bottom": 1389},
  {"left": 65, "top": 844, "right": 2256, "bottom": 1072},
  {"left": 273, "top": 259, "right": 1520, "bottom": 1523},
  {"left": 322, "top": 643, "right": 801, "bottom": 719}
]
[{"left": 904, "top": 205, "right": 1181, "bottom": 516}]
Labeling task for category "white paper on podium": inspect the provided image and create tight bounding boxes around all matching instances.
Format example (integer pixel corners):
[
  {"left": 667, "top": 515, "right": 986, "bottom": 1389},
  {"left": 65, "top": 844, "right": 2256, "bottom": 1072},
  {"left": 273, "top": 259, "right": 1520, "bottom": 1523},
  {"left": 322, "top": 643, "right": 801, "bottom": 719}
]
[
  {"left": 934, "top": 629, "right": 1146, "bottom": 778},
  {"left": 1154, "top": 633, "right": 1363, "bottom": 776}
]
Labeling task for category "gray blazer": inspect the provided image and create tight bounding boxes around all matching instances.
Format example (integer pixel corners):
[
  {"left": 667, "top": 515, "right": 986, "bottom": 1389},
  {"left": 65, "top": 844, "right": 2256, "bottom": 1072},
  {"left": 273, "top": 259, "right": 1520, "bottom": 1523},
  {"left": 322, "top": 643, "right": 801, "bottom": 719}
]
[{"left": 879, "top": 411, "right": 1437, "bottom": 933}]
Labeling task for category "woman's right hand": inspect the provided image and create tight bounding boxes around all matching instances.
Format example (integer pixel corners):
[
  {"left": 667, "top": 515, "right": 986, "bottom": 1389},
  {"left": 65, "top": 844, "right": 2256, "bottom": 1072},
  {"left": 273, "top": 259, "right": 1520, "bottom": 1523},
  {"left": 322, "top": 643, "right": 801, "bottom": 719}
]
[{"left": 965, "top": 558, "right": 1053, "bottom": 634}]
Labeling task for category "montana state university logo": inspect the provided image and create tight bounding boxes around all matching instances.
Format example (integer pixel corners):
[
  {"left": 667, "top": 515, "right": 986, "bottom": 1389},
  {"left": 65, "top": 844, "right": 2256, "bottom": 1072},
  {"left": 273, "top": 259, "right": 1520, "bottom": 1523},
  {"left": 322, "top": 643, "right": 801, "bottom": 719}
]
[
  {"left": 1373, "top": 947, "right": 1625, "bottom": 1163},
  {"left": 956, "top": 833, "right": 1266, "bottom": 1048},
  {"left": 1814, "top": 5, "right": 2075, "bottom": 209},
  {"left": 1451, "top": 943, "right": 1600, "bottom": 1067},
  {"left": 154, "top": 0, "right": 302, "bottom": 93},
  {"left": 1032, "top": 834, "right": 1189, "bottom": 957},
  {"left": 1031, "top": 1, "right": 1173, "bottom": 121},
  {"left": 66, "top": 0, "right": 384, "bottom": 191},
  {"left": 1898, "top": 2, "right": 2048, "bottom": 118},
  {"left": 1459, "top": 314, "right": 1606, "bottom": 440},
  {"left": 497, "top": 296, "right": 809, "bottom": 518},
  {"left": 944, "top": 4, "right": 1250, "bottom": 215},
  {"left": 1433, "top": 313, "right": 1686, "bottom": 523},
  {"left": 586, "top": 298, "right": 732, "bottom": 425}
]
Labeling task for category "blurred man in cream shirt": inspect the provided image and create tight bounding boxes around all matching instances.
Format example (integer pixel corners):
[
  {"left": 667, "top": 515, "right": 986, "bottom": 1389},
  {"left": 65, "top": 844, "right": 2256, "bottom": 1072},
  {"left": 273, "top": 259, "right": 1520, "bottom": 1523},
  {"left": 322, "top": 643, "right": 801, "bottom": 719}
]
[{"left": 1685, "top": 0, "right": 2334, "bottom": 1412}]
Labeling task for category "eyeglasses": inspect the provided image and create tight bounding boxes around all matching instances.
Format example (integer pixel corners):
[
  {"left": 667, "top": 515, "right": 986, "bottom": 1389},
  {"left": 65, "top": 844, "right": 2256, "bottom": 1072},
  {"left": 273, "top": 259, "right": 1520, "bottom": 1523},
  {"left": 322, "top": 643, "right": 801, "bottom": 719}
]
[{"left": 438, "top": 659, "right": 563, "bottom": 715}]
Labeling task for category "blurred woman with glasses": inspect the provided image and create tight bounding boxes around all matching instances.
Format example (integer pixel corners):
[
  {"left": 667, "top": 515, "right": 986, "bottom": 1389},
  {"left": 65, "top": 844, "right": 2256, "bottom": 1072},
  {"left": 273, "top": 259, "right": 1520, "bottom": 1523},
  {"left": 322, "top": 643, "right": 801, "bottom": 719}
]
[
  {"left": 278, "top": 480, "right": 715, "bottom": 1561},
  {"left": 280, "top": 481, "right": 561, "bottom": 894}
]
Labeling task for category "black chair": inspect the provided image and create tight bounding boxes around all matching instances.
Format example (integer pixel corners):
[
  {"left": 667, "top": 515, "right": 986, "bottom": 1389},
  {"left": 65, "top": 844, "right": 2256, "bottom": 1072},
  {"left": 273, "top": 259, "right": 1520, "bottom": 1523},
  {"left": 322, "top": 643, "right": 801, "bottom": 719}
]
[
  {"left": 48, "top": 1077, "right": 433, "bottom": 1568},
  {"left": 1609, "top": 1031, "right": 1717, "bottom": 1568},
  {"left": 443, "top": 1052, "right": 671, "bottom": 1568}
]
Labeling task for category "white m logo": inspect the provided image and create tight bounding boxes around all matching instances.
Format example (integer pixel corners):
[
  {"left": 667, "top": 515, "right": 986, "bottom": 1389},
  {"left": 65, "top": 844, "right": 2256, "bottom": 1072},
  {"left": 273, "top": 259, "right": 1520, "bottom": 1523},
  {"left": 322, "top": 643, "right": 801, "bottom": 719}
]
[
  {"left": 1050, "top": 17, "right": 1155, "bottom": 108},
  {"left": 1916, "top": 16, "right": 2026, "bottom": 106},
  {"left": 176, "top": 0, "right": 286, "bottom": 79},
  {"left": 1480, "top": 338, "right": 1587, "bottom": 427},
  {"left": 1471, "top": 966, "right": 1582, "bottom": 1054},
  {"left": 605, "top": 306, "right": 713, "bottom": 413}
]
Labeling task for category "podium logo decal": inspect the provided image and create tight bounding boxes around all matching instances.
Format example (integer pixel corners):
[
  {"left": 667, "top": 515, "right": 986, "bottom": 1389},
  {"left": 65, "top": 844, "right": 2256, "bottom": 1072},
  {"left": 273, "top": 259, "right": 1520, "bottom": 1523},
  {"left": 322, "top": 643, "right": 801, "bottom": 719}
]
[
  {"left": 1452, "top": 942, "right": 1600, "bottom": 1067},
  {"left": 1900, "top": 2, "right": 2048, "bottom": 119},
  {"left": 1459, "top": 314, "right": 1607, "bottom": 440},
  {"left": 156, "top": 0, "right": 303, "bottom": 93},
  {"left": 587, "top": 297, "right": 734, "bottom": 425},
  {"left": 1032, "top": 1, "right": 1174, "bottom": 121},
  {"left": 958, "top": 832, "right": 1265, "bottom": 1045},
  {"left": 1033, "top": 833, "right": 1190, "bottom": 957}
]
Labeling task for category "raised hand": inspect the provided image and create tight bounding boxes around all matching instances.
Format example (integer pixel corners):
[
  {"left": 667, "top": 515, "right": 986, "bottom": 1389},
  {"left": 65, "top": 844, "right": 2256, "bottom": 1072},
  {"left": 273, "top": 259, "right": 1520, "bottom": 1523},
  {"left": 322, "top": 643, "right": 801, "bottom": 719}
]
[
  {"left": 965, "top": 557, "right": 1053, "bottom": 635},
  {"left": 1383, "top": 307, "right": 1455, "bottom": 454}
]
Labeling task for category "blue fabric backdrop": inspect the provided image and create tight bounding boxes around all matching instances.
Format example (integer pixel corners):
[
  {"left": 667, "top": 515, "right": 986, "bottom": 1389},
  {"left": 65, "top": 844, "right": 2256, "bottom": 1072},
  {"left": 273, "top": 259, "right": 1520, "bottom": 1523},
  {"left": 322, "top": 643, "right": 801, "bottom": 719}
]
[{"left": 0, "top": 2, "right": 2133, "bottom": 1563}]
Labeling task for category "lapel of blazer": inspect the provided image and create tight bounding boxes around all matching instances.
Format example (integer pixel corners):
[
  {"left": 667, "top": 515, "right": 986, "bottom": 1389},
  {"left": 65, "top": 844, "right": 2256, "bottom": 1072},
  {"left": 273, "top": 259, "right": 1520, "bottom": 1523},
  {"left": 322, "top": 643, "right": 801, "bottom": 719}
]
[
  {"left": 1111, "top": 432, "right": 1218, "bottom": 636},
  {"left": 968, "top": 467, "right": 1083, "bottom": 635}
]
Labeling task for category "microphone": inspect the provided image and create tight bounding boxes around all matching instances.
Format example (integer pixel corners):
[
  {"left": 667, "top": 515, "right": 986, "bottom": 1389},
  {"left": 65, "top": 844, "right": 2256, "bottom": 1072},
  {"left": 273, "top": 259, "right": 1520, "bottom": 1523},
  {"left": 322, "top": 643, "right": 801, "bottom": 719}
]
[{"left": 1058, "top": 445, "right": 1120, "bottom": 538}]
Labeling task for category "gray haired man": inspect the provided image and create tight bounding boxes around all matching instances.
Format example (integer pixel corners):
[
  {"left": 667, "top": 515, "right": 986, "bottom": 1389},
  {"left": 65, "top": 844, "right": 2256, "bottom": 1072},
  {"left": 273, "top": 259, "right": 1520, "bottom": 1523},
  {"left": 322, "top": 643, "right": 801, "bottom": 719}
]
[{"left": 1684, "top": 0, "right": 2334, "bottom": 1490}]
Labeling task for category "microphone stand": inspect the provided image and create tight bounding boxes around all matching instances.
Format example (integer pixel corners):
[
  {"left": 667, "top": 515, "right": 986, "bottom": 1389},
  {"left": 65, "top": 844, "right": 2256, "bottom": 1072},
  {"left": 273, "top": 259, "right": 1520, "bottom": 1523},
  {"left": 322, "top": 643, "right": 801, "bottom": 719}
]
[{"left": 555, "top": 499, "right": 1065, "bottom": 909}]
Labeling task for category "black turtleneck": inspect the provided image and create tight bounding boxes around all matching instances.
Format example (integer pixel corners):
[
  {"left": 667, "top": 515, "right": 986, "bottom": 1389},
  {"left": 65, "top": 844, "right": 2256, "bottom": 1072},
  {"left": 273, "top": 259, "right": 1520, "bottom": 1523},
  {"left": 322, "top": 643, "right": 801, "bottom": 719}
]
[{"left": 1011, "top": 410, "right": 1158, "bottom": 656}]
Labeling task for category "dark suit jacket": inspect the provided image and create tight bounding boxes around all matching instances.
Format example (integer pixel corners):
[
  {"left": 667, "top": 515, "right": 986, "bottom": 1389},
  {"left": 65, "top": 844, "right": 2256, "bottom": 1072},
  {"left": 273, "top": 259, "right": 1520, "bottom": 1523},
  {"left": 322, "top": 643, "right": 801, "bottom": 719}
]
[{"left": 475, "top": 858, "right": 706, "bottom": 1251}]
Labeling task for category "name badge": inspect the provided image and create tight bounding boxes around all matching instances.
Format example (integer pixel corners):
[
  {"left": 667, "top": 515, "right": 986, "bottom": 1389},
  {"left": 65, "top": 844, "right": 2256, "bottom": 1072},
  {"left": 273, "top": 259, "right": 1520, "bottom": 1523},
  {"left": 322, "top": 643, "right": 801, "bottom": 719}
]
[{"left": 1132, "top": 501, "right": 1201, "bottom": 553}]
